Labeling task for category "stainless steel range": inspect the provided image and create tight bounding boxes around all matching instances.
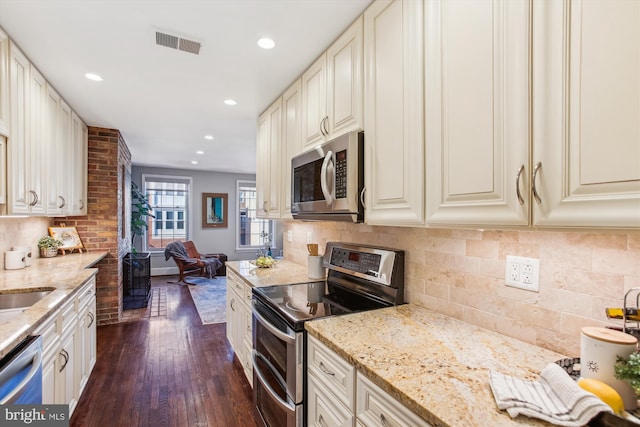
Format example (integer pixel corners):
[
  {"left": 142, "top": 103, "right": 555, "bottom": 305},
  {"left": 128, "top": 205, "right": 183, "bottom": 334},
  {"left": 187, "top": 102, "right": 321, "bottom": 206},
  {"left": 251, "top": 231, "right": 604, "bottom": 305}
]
[{"left": 251, "top": 242, "right": 405, "bottom": 427}]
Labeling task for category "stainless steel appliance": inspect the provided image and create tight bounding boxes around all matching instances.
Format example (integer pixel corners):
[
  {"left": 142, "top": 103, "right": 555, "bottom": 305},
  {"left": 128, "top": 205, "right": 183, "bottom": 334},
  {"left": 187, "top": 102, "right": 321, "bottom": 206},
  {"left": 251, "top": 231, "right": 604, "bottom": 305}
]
[
  {"left": 291, "top": 131, "right": 364, "bottom": 223},
  {"left": 251, "top": 242, "right": 404, "bottom": 427},
  {"left": 0, "top": 335, "right": 43, "bottom": 404}
]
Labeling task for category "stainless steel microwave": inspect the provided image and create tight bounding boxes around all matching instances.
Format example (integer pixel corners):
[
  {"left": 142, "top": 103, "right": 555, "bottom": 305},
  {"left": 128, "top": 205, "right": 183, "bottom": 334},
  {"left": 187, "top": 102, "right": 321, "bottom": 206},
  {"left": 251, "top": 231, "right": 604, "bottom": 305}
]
[{"left": 291, "top": 131, "right": 364, "bottom": 222}]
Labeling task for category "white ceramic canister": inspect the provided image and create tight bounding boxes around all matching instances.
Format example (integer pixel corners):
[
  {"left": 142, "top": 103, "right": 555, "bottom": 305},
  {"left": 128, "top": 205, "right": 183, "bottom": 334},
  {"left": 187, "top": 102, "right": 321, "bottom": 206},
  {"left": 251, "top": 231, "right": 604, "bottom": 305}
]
[
  {"left": 12, "top": 246, "right": 32, "bottom": 267},
  {"left": 581, "top": 326, "right": 638, "bottom": 410},
  {"left": 5, "top": 250, "right": 26, "bottom": 270},
  {"left": 308, "top": 255, "right": 326, "bottom": 279}
]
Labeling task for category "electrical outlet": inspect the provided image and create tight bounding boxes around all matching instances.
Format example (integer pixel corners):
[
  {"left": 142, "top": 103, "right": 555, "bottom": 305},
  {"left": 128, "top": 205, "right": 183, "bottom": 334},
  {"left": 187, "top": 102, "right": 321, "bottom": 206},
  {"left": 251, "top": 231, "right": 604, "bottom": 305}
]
[
  {"left": 505, "top": 255, "right": 540, "bottom": 292},
  {"left": 287, "top": 230, "right": 293, "bottom": 243}
]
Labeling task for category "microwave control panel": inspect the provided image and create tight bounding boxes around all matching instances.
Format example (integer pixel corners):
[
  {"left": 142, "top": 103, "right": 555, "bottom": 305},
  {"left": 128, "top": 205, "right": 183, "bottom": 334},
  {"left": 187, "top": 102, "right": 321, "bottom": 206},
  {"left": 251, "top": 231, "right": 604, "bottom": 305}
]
[{"left": 335, "top": 150, "right": 347, "bottom": 199}]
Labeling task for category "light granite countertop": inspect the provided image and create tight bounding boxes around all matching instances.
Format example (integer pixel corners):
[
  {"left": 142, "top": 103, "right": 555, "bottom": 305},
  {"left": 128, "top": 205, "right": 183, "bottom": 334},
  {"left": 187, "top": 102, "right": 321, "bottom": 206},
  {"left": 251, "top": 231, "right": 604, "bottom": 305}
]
[
  {"left": 0, "top": 251, "right": 108, "bottom": 358},
  {"left": 306, "top": 304, "right": 568, "bottom": 427},
  {"left": 227, "top": 259, "right": 324, "bottom": 288}
]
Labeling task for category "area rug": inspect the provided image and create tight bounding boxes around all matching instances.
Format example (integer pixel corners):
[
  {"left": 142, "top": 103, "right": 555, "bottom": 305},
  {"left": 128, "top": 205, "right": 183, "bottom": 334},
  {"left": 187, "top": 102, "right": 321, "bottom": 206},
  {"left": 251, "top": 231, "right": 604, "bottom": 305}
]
[{"left": 186, "top": 276, "right": 227, "bottom": 325}]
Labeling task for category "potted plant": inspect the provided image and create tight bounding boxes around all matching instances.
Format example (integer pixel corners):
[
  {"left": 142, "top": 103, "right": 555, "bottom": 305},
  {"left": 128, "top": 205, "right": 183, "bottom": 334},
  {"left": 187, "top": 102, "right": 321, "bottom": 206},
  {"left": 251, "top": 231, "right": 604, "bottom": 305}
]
[
  {"left": 37, "top": 235, "right": 63, "bottom": 258},
  {"left": 131, "top": 182, "right": 154, "bottom": 253},
  {"left": 615, "top": 352, "right": 640, "bottom": 397}
]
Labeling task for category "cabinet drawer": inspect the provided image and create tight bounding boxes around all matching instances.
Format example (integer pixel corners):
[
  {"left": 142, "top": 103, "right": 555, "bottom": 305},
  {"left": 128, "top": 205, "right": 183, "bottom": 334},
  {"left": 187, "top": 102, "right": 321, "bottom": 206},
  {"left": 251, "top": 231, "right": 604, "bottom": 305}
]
[
  {"left": 308, "top": 372, "right": 354, "bottom": 427},
  {"left": 60, "top": 297, "right": 76, "bottom": 334},
  {"left": 243, "top": 283, "right": 252, "bottom": 305},
  {"left": 307, "top": 335, "right": 355, "bottom": 411},
  {"left": 356, "top": 373, "right": 432, "bottom": 427},
  {"left": 33, "top": 311, "right": 59, "bottom": 354},
  {"left": 77, "top": 277, "right": 96, "bottom": 308}
]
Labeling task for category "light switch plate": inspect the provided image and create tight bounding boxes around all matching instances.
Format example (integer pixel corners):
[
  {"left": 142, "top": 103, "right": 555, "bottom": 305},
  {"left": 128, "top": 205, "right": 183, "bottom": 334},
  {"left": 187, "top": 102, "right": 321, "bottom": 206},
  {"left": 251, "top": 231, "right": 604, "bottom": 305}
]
[{"left": 505, "top": 255, "right": 540, "bottom": 292}]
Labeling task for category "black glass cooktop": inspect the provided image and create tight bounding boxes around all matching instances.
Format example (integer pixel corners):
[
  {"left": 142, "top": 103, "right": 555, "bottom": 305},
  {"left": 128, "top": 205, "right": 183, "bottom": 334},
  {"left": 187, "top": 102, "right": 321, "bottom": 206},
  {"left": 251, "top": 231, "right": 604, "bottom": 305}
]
[{"left": 252, "top": 281, "right": 391, "bottom": 331}]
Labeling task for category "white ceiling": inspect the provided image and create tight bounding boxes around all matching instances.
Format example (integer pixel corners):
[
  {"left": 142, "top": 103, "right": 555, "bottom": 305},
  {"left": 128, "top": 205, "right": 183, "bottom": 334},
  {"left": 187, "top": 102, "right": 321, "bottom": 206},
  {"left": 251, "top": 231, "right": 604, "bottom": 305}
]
[{"left": 0, "top": 0, "right": 372, "bottom": 174}]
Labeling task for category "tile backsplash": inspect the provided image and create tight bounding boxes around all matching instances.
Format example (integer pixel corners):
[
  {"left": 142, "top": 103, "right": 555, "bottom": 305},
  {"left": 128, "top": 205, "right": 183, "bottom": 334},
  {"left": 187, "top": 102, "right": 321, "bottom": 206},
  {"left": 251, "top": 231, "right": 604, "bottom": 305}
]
[
  {"left": 283, "top": 221, "right": 640, "bottom": 356},
  {"left": 0, "top": 217, "right": 51, "bottom": 269}
]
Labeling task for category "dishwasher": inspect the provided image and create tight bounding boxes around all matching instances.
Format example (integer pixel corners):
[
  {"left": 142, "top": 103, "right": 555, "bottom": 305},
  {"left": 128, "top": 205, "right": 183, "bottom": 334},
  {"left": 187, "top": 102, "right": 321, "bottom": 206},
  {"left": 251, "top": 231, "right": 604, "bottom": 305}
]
[{"left": 0, "top": 335, "right": 43, "bottom": 404}]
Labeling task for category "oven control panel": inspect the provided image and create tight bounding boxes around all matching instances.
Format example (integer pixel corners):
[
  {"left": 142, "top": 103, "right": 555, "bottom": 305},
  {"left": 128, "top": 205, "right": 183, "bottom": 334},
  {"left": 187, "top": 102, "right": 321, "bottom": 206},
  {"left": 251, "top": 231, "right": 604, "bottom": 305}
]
[
  {"left": 325, "top": 242, "right": 404, "bottom": 288},
  {"left": 329, "top": 248, "right": 381, "bottom": 276}
]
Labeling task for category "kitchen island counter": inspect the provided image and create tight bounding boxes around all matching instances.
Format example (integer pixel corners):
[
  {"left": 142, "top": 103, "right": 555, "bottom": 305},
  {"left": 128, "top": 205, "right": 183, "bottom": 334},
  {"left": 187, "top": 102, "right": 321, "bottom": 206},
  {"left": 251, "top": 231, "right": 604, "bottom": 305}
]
[
  {"left": 306, "top": 304, "right": 569, "bottom": 427},
  {"left": 0, "top": 251, "right": 108, "bottom": 358},
  {"left": 227, "top": 259, "right": 323, "bottom": 288}
]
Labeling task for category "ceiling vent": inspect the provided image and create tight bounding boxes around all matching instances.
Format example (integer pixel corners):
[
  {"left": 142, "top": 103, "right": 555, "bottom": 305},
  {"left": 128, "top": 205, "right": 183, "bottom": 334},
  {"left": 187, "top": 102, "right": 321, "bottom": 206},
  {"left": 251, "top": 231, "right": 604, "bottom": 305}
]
[{"left": 155, "top": 31, "right": 201, "bottom": 55}]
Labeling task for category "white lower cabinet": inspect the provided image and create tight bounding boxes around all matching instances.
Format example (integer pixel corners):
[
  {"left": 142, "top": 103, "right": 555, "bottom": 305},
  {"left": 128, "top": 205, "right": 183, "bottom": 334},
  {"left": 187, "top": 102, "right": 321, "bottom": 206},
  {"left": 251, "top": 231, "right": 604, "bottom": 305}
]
[
  {"left": 307, "top": 335, "right": 430, "bottom": 427},
  {"left": 225, "top": 270, "right": 253, "bottom": 385},
  {"left": 34, "top": 276, "right": 96, "bottom": 417}
]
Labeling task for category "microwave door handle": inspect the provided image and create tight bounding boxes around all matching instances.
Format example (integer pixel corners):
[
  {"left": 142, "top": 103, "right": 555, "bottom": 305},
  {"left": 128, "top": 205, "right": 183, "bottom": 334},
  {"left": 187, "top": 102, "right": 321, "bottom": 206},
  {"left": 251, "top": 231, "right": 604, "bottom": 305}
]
[{"left": 320, "top": 150, "right": 333, "bottom": 206}]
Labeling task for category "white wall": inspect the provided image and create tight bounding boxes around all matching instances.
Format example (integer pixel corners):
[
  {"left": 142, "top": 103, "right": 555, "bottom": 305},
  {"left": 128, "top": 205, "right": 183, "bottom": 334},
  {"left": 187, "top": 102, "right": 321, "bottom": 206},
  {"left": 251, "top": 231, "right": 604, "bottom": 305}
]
[{"left": 131, "top": 165, "right": 283, "bottom": 275}]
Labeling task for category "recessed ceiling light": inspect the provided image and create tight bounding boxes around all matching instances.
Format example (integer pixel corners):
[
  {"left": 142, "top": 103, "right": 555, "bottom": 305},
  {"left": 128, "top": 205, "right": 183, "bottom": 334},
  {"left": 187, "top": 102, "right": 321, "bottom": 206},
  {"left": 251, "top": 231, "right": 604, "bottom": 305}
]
[
  {"left": 85, "top": 73, "right": 103, "bottom": 81},
  {"left": 191, "top": 160, "right": 198, "bottom": 165},
  {"left": 224, "top": 99, "right": 237, "bottom": 106},
  {"left": 196, "top": 150, "right": 204, "bottom": 155},
  {"left": 204, "top": 135, "right": 214, "bottom": 140},
  {"left": 257, "top": 37, "right": 275, "bottom": 49}
]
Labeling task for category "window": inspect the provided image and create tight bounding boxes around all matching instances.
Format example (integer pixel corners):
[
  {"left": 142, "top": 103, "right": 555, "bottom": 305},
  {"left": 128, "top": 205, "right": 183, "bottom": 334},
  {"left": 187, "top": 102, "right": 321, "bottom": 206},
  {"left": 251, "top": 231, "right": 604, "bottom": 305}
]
[
  {"left": 237, "top": 180, "right": 274, "bottom": 251},
  {"left": 143, "top": 174, "right": 192, "bottom": 251}
]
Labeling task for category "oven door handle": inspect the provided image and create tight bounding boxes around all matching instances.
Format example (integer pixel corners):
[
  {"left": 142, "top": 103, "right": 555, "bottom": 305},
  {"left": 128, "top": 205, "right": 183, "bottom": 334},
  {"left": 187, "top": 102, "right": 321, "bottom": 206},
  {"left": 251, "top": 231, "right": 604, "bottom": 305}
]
[
  {"left": 252, "top": 307, "right": 296, "bottom": 344},
  {"left": 252, "top": 351, "right": 296, "bottom": 413}
]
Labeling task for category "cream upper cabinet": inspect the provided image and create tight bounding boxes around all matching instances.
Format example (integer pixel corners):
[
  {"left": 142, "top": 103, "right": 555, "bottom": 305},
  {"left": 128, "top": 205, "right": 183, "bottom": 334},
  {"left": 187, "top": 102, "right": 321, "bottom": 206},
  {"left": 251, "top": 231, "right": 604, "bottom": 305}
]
[
  {"left": 0, "top": 28, "right": 9, "bottom": 137},
  {"left": 301, "top": 16, "right": 363, "bottom": 150},
  {"left": 9, "top": 41, "right": 46, "bottom": 215},
  {"left": 44, "top": 85, "right": 67, "bottom": 215},
  {"left": 256, "top": 97, "right": 282, "bottom": 219},
  {"left": 426, "top": 0, "right": 640, "bottom": 229},
  {"left": 426, "top": 0, "right": 530, "bottom": 227},
  {"left": 281, "top": 79, "right": 302, "bottom": 219},
  {"left": 363, "top": 0, "right": 425, "bottom": 226},
  {"left": 532, "top": 0, "right": 640, "bottom": 228},
  {"left": 70, "top": 112, "right": 87, "bottom": 215}
]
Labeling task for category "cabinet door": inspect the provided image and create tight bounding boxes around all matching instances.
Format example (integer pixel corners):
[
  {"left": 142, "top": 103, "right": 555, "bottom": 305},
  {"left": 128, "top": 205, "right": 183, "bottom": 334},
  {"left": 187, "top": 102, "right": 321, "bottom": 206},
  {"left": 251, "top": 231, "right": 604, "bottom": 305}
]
[
  {"left": 0, "top": 28, "right": 8, "bottom": 137},
  {"left": 58, "top": 328, "right": 77, "bottom": 414},
  {"left": 256, "top": 98, "right": 282, "bottom": 219},
  {"left": 301, "top": 54, "right": 327, "bottom": 149},
  {"left": 41, "top": 352, "right": 57, "bottom": 404},
  {"left": 256, "top": 109, "right": 269, "bottom": 219},
  {"left": 8, "top": 42, "right": 31, "bottom": 214},
  {"left": 44, "top": 85, "right": 65, "bottom": 214},
  {"left": 363, "top": 0, "right": 425, "bottom": 226},
  {"left": 281, "top": 79, "right": 302, "bottom": 218},
  {"left": 533, "top": 0, "right": 640, "bottom": 228},
  {"left": 327, "top": 16, "right": 363, "bottom": 140},
  {"left": 225, "top": 275, "right": 241, "bottom": 351},
  {"left": 425, "top": 0, "right": 530, "bottom": 227},
  {"left": 308, "top": 372, "right": 354, "bottom": 427},
  {"left": 70, "top": 112, "right": 87, "bottom": 215},
  {"left": 28, "top": 65, "right": 46, "bottom": 215}
]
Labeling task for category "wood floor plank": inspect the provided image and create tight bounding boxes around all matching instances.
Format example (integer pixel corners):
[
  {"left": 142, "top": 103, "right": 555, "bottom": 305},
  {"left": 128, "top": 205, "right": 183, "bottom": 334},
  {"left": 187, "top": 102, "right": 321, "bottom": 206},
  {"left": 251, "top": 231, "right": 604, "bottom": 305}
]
[{"left": 71, "top": 277, "right": 259, "bottom": 427}]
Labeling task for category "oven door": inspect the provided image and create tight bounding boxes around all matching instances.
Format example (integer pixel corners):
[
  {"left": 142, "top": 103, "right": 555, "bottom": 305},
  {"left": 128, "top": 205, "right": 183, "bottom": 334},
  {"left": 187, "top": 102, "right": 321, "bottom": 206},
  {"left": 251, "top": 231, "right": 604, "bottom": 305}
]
[{"left": 252, "top": 298, "right": 304, "bottom": 426}]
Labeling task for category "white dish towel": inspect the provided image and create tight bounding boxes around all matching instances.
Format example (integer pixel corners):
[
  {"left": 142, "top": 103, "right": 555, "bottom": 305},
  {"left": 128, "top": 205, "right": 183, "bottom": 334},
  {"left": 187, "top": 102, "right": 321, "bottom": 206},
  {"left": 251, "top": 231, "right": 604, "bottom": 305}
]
[{"left": 489, "top": 363, "right": 612, "bottom": 426}]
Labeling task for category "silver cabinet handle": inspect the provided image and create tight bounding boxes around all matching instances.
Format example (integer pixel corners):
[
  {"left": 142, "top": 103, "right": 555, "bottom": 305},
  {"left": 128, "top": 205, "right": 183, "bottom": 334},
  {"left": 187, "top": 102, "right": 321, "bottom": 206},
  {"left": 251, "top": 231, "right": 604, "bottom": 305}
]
[
  {"left": 360, "top": 187, "right": 367, "bottom": 209},
  {"left": 516, "top": 164, "right": 525, "bottom": 205},
  {"left": 59, "top": 349, "right": 69, "bottom": 372},
  {"left": 318, "top": 361, "right": 335, "bottom": 376},
  {"left": 88, "top": 312, "right": 95, "bottom": 328},
  {"left": 262, "top": 201, "right": 268, "bottom": 213},
  {"left": 321, "top": 116, "right": 329, "bottom": 136},
  {"left": 29, "top": 190, "right": 38, "bottom": 206},
  {"left": 380, "top": 413, "right": 391, "bottom": 427},
  {"left": 319, "top": 117, "right": 325, "bottom": 136},
  {"left": 58, "top": 195, "right": 66, "bottom": 209},
  {"left": 532, "top": 162, "right": 542, "bottom": 204},
  {"left": 318, "top": 414, "right": 328, "bottom": 427},
  {"left": 79, "top": 199, "right": 84, "bottom": 210},
  {"left": 230, "top": 298, "right": 236, "bottom": 311}
]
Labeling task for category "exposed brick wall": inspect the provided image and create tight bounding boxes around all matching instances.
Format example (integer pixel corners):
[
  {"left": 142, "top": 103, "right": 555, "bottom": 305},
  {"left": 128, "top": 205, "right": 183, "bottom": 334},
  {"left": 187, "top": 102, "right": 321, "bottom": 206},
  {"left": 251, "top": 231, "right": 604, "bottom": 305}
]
[{"left": 55, "top": 127, "right": 131, "bottom": 325}]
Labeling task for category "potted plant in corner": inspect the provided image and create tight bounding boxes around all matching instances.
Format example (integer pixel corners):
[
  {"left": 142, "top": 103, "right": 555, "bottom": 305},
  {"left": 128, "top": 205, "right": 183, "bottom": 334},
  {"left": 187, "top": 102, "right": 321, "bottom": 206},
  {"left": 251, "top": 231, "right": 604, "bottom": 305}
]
[
  {"left": 124, "top": 182, "right": 154, "bottom": 310},
  {"left": 37, "top": 236, "right": 63, "bottom": 258}
]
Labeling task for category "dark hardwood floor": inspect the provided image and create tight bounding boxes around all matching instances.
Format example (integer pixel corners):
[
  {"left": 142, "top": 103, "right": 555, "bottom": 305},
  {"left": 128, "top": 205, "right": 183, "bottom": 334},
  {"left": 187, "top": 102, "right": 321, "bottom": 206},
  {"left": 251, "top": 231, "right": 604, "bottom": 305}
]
[{"left": 71, "top": 276, "right": 259, "bottom": 427}]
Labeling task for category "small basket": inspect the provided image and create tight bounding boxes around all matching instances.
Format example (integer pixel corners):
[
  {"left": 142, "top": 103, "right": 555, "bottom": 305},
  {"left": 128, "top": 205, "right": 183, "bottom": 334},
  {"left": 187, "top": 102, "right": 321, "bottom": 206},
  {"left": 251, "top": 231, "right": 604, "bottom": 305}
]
[{"left": 40, "top": 247, "right": 58, "bottom": 258}]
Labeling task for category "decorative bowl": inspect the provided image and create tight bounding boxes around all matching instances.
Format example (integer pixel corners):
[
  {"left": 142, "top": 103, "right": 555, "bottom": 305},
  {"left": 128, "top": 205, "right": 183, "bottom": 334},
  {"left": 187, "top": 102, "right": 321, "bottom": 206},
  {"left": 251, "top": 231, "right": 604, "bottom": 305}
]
[{"left": 249, "top": 257, "right": 277, "bottom": 268}]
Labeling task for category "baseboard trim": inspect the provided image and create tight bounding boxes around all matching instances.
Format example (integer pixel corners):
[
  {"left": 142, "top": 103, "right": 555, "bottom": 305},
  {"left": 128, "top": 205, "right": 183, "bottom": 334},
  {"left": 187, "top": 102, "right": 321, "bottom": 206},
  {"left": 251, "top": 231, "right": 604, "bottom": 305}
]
[{"left": 152, "top": 267, "right": 178, "bottom": 277}]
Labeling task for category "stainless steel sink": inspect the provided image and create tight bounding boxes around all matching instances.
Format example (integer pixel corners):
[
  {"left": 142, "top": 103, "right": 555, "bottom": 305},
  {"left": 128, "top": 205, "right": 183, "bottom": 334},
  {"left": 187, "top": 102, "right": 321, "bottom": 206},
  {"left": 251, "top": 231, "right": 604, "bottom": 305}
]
[{"left": 0, "top": 290, "right": 53, "bottom": 310}]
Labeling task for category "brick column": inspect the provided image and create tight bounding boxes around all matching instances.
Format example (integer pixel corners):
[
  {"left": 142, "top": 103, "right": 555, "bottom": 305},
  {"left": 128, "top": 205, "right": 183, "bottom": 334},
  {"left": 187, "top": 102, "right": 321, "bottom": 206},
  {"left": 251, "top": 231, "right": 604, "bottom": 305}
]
[{"left": 55, "top": 127, "right": 131, "bottom": 325}]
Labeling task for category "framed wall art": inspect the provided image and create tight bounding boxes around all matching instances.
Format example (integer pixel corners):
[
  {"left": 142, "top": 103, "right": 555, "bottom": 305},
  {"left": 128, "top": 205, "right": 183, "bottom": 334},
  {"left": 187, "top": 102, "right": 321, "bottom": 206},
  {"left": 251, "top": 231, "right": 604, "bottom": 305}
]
[{"left": 202, "top": 193, "right": 228, "bottom": 228}]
